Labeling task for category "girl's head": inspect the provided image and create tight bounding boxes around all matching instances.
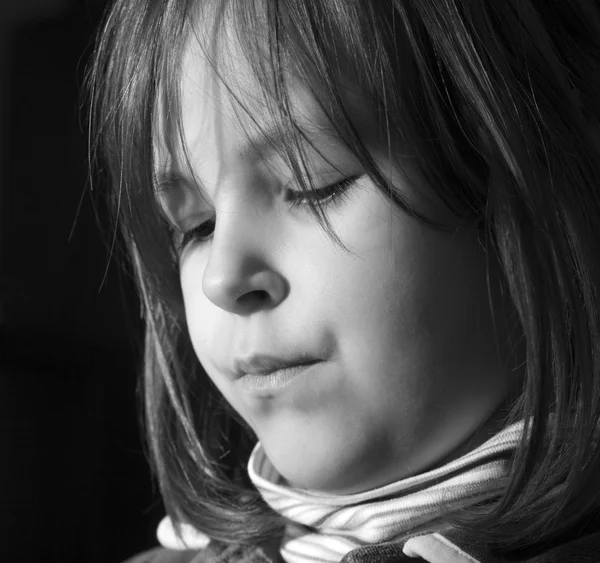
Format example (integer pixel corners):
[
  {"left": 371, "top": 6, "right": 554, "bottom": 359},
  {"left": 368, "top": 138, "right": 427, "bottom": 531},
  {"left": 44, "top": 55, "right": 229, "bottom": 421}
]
[
  {"left": 89, "top": 0, "right": 600, "bottom": 550},
  {"left": 159, "top": 11, "right": 523, "bottom": 496}
]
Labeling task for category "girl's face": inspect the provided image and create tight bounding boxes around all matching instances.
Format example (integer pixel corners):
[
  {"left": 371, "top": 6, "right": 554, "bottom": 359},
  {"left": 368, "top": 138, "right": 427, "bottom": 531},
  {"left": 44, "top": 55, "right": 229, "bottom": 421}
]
[{"left": 158, "top": 37, "right": 519, "bottom": 494}]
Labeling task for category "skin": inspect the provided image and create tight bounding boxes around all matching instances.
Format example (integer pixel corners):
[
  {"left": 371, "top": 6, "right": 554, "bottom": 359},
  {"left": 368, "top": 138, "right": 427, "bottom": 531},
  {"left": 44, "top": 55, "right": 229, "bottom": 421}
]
[{"left": 157, "top": 33, "right": 522, "bottom": 495}]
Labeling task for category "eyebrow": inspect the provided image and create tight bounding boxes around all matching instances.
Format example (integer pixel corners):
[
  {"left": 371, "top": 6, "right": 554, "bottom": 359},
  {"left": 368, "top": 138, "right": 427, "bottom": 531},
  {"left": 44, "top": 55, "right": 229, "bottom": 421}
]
[
  {"left": 154, "top": 128, "right": 285, "bottom": 195},
  {"left": 154, "top": 169, "right": 195, "bottom": 194}
]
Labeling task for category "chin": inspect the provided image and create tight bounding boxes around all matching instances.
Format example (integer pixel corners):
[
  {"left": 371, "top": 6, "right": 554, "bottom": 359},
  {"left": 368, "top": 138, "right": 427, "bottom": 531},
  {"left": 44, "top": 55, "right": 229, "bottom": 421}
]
[{"left": 261, "top": 430, "right": 389, "bottom": 494}]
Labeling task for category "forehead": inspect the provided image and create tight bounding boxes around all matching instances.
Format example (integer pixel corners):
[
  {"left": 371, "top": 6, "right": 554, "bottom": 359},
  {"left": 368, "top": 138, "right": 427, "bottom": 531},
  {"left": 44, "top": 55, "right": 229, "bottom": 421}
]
[
  {"left": 154, "top": 20, "right": 380, "bottom": 183},
  {"left": 179, "top": 41, "right": 311, "bottom": 153}
]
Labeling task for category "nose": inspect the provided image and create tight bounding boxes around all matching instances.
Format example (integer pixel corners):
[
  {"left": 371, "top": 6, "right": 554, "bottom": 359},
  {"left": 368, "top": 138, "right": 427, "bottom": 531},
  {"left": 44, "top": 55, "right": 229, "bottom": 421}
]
[{"left": 201, "top": 207, "right": 288, "bottom": 315}]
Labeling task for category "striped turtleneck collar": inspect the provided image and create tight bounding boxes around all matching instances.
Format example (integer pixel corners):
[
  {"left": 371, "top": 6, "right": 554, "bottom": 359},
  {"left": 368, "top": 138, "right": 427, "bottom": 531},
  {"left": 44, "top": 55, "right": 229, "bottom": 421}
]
[{"left": 247, "top": 420, "right": 524, "bottom": 563}]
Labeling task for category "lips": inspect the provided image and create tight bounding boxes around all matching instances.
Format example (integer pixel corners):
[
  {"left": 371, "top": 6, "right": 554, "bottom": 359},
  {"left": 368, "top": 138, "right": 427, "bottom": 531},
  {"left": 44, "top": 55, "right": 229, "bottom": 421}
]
[{"left": 233, "top": 354, "right": 321, "bottom": 377}]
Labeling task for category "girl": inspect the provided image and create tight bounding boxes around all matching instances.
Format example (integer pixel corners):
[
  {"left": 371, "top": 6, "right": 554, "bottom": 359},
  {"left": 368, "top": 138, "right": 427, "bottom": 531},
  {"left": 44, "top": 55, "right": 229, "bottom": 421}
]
[{"left": 88, "top": 1, "right": 600, "bottom": 562}]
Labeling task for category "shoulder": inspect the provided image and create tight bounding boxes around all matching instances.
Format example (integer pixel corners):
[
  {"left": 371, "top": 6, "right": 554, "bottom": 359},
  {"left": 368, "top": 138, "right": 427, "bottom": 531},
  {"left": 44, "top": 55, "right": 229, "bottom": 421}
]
[
  {"left": 122, "top": 542, "right": 278, "bottom": 563},
  {"left": 515, "top": 529, "right": 600, "bottom": 563},
  {"left": 341, "top": 529, "right": 600, "bottom": 563},
  {"left": 442, "top": 526, "right": 600, "bottom": 563},
  {"left": 122, "top": 547, "right": 205, "bottom": 563}
]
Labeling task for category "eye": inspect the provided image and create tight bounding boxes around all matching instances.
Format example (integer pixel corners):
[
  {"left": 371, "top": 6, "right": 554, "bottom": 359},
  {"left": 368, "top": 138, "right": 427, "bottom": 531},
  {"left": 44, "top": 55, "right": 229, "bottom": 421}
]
[
  {"left": 171, "top": 175, "right": 361, "bottom": 253},
  {"left": 173, "top": 216, "right": 216, "bottom": 251},
  {"left": 285, "top": 175, "right": 361, "bottom": 210}
]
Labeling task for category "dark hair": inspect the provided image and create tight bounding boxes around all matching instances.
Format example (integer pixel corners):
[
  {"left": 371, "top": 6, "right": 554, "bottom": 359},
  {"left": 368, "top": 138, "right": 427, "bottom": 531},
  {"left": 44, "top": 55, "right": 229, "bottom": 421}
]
[{"left": 87, "top": 0, "right": 600, "bottom": 552}]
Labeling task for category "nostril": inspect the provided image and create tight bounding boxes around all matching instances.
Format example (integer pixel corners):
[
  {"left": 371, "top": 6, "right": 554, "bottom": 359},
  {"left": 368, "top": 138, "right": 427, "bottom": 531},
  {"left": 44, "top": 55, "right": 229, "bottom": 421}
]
[{"left": 237, "top": 289, "right": 272, "bottom": 310}]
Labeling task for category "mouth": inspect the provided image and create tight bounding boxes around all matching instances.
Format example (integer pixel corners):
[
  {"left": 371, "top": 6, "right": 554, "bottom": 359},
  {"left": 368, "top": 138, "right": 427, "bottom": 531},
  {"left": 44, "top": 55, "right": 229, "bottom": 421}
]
[
  {"left": 233, "top": 354, "right": 321, "bottom": 377},
  {"left": 236, "top": 361, "right": 322, "bottom": 395},
  {"left": 232, "top": 354, "right": 323, "bottom": 395}
]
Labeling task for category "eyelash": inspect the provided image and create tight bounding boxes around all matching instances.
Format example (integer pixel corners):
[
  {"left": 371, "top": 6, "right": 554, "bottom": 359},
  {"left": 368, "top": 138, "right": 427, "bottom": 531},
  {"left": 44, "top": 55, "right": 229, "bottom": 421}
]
[
  {"left": 285, "top": 175, "right": 359, "bottom": 209},
  {"left": 174, "top": 175, "right": 360, "bottom": 251}
]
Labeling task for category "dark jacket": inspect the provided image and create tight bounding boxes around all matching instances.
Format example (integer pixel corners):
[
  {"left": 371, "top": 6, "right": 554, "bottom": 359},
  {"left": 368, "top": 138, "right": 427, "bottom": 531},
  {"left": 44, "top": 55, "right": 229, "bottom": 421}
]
[{"left": 123, "top": 527, "right": 600, "bottom": 563}]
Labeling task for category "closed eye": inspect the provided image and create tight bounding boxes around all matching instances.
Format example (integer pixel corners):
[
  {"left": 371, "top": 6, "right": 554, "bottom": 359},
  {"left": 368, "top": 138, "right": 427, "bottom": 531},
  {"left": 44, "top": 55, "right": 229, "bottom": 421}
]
[
  {"left": 172, "top": 216, "right": 216, "bottom": 251},
  {"left": 285, "top": 175, "right": 361, "bottom": 209},
  {"left": 171, "top": 175, "right": 362, "bottom": 254}
]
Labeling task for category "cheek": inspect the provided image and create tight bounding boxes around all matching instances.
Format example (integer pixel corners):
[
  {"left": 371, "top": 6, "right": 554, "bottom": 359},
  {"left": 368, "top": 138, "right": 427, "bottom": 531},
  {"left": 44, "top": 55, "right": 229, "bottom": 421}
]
[
  {"left": 320, "top": 199, "right": 498, "bottom": 395},
  {"left": 179, "top": 253, "right": 257, "bottom": 425},
  {"left": 311, "top": 201, "right": 430, "bottom": 350},
  {"left": 179, "top": 255, "right": 213, "bottom": 359}
]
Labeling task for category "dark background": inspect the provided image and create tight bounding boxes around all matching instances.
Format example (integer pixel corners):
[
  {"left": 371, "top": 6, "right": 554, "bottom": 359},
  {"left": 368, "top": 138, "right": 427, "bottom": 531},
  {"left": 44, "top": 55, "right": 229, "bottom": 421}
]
[{"left": 0, "top": 1, "right": 163, "bottom": 561}]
